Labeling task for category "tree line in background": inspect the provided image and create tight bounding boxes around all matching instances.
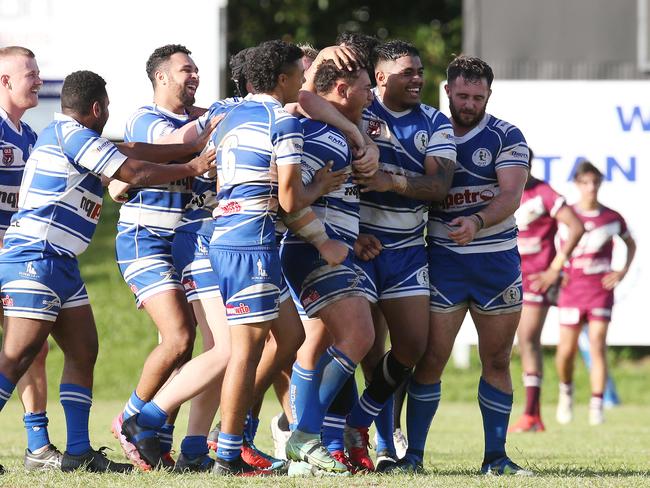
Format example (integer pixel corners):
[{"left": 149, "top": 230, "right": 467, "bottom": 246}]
[{"left": 227, "top": 0, "right": 462, "bottom": 107}]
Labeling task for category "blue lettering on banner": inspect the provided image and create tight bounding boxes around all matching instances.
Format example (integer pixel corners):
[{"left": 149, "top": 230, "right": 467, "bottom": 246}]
[
  {"left": 535, "top": 156, "right": 636, "bottom": 183},
  {"left": 616, "top": 106, "right": 650, "bottom": 132}
]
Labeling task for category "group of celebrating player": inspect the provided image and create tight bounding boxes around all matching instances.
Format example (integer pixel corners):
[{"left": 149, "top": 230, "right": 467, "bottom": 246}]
[{"left": 0, "top": 28, "right": 634, "bottom": 478}]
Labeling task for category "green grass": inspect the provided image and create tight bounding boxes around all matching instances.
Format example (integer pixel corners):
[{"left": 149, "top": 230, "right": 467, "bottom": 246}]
[{"left": 2, "top": 198, "right": 650, "bottom": 485}]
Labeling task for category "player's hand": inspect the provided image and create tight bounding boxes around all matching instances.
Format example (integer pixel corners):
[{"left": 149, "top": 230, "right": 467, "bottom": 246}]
[
  {"left": 602, "top": 270, "right": 626, "bottom": 290},
  {"left": 108, "top": 179, "right": 131, "bottom": 203},
  {"left": 317, "top": 239, "right": 349, "bottom": 266},
  {"left": 529, "top": 267, "right": 562, "bottom": 293},
  {"left": 354, "top": 170, "right": 393, "bottom": 193},
  {"left": 354, "top": 233, "right": 382, "bottom": 261},
  {"left": 192, "top": 114, "right": 223, "bottom": 153},
  {"left": 314, "top": 45, "right": 365, "bottom": 71},
  {"left": 352, "top": 143, "right": 379, "bottom": 177},
  {"left": 313, "top": 161, "right": 349, "bottom": 195},
  {"left": 448, "top": 215, "right": 480, "bottom": 246},
  {"left": 187, "top": 148, "right": 216, "bottom": 176}
]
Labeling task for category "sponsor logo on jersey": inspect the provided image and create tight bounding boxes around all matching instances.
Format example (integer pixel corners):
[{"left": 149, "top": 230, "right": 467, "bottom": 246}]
[
  {"left": 416, "top": 267, "right": 429, "bottom": 287},
  {"left": 226, "top": 302, "right": 251, "bottom": 315},
  {"left": 327, "top": 134, "right": 346, "bottom": 148},
  {"left": 41, "top": 297, "right": 61, "bottom": 311},
  {"left": 366, "top": 119, "right": 382, "bottom": 139},
  {"left": 502, "top": 286, "right": 521, "bottom": 305},
  {"left": 472, "top": 148, "right": 492, "bottom": 167},
  {"left": 302, "top": 289, "right": 321, "bottom": 306},
  {"left": 0, "top": 190, "right": 18, "bottom": 209},
  {"left": 19, "top": 261, "right": 38, "bottom": 278},
  {"left": 80, "top": 196, "right": 102, "bottom": 220},
  {"left": 440, "top": 188, "right": 495, "bottom": 209},
  {"left": 1, "top": 294, "right": 13, "bottom": 307},
  {"left": 511, "top": 149, "right": 528, "bottom": 159},
  {"left": 159, "top": 270, "right": 175, "bottom": 281},
  {"left": 2, "top": 147, "right": 14, "bottom": 165},
  {"left": 96, "top": 140, "right": 112, "bottom": 153},
  {"left": 414, "top": 130, "right": 429, "bottom": 154},
  {"left": 253, "top": 258, "right": 269, "bottom": 279},
  {"left": 214, "top": 200, "right": 242, "bottom": 216},
  {"left": 182, "top": 278, "right": 198, "bottom": 290},
  {"left": 129, "top": 283, "right": 139, "bottom": 294}
]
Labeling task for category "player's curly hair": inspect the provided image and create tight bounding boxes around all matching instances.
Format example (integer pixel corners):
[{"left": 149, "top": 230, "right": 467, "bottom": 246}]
[
  {"left": 447, "top": 55, "right": 494, "bottom": 87},
  {"left": 244, "top": 40, "right": 303, "bottom": 94},
  {"left": 314, "top": 60, "right": 363, "bottom": 95},
  {"left": 230, "top": 47, "right": 256, "bottom": 97},
  {"left": 573, "top": 160, "right": 603, "bottom": 181},
  {"left": 61, "top": 70, "right": 107, "bottom": 115},
  {"left": 146, "top": 44, "right": 192, "bottom": 86},
  {"left": 371, "top": 40, "right": 419, "bottom": 66}
]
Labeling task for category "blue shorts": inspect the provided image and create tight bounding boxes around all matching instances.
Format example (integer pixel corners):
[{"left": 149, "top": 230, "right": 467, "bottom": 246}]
[
  {"left": 428, "top": 243, "right": 523, "bottom": 315},
  {"left": 172, "top": 231, "right": 220, "bottom": 302},
  {"left": 116, "top": 224, "right": 183, "bottom": 308},
  {"left": 0, "top": 256, "right": 89, "bottom": 322},
  {"left": 356, "top": 245, "right": 429, "bottom": 303},
  {"left": 280, "top": 243, "right": 365, "bottom": 319},
  {"left": 209, "top": 245, "right": 282, "bottom": 325}
]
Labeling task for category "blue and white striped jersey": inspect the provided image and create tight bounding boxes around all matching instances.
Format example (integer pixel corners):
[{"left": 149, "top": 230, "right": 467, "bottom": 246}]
[
  {"left": 283, "top": 118, "right": 359, "bottom": 247},
  {"left": 175, "top": 96, "right": 245, "bottom": 237},
  {"left": 119, "top": 104, "right": 193, "bottom": 235},
  {"left": 359, "top": 90, "right": 456, "bottom": 249},
  {"left": 0, "top": 113, "right": 126, "bottom": 261},
  {"left": 210, "top": 94, "right": 304, "bottom": 247},
  {"left": 0, "top": 107, "right": 37, "bottom": 238},
  {"left": 427, "top": 113, "right": 529, "bottom": 254}
]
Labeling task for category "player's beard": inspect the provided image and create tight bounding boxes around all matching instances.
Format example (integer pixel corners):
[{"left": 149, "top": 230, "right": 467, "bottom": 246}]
[
  {"left": 449, "top": 100, "right": 486, "bottom": 128},
  {"left": 180, "top": 87, "right": 196, "bottom": 108}
]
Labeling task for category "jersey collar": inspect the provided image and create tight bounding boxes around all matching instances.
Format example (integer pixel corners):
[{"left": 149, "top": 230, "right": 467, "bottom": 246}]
[
  {"left": 373, "top": 88, "right": 415, "bottom": 118},
  {"left": 248, "top": 93, "right": 282, "bottom": 106},
  {"left": 0, "top": 106, "right": 22, "bottom": 135},
  {"left": 453, "top": 113, "right": 490, "bottom": 143}
]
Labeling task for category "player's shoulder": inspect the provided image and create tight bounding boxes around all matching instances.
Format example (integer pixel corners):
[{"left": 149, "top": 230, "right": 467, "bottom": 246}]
[
  {"left": 599, "top": 204, "right": 625, "bottom": 221},
  {"left": 486, "top": 114, "right": 524, "bottom": 139},
  {"left": 418, "top": 103, "right": 450, "bottom": 124}
]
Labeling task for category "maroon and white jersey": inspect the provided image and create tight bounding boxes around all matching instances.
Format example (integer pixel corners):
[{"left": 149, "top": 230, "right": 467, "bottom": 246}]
[
  {"left": 515, "top": 178, "right": 565, "bottom": 275},
  {"left": 558, "top": 204, "right": 629, "bottom": 310}
]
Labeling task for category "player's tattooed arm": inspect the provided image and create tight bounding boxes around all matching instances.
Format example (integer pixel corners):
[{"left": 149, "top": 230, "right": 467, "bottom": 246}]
[
  {"left": 448, "top": 166, "right": 528, "bottom": 246},
  {"left": 355, "top": 155, "right": 454, "bottom": 200}
]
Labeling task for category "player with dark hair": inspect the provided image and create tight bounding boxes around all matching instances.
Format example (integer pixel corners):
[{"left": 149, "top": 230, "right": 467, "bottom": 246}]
[
  {"left": 396, "top": 55, "right": 532, "bottom": 475},
  {"left": 343, "top": 39, "right": 456, "bottom": 472},
  {"left": 109, "top": 43, "right": 210, "bottom": 470},
  {"left": 555, "top": 161, "right": 635, "bottom": 426},
  {"left": 509, "top": 150, "right": 584, "bottom": 433},
  {"left": 0, "top": 69, "right": 214, "bottom": 473}
]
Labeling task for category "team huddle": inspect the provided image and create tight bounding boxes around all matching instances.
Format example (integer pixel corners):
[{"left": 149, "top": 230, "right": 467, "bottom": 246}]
[{"left": 0, "top": 31, "right": 634, "bottom": 478}]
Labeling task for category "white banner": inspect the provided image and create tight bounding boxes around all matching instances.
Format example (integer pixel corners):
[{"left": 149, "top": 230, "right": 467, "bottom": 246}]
[
  {"left": 439, "top": 80, "right": 647, "bottom": 346},
  {"left": 0, "top": 0, "right": 226, "bottom": 139}
]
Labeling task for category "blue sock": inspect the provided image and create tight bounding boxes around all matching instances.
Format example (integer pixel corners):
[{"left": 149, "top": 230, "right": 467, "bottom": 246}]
[
  {"left": 216, "top": 432, "right": 242, "bottom": 461},
  {"left": 405, "top": 380, "right": 441, "bottom": 463},
  {"left": 374, "top": 395, "right": 396, "bottom": 455},
  {"left": 0, "top": 373, "right": 16, "bottom": 411},
  {"left": 24, "top": 412, "right": 51, "bottom": 452},
  {"left": 322, "top": 413, "right": 346, "bottom": 453},
  {"left": 347, "top": 391, "right": 384, "bottom": 429},
  {"left": 317, "top": 346, "right": 356, "bottom": 420},
  {"left": 123, "top": 390, "right": 145, "bottom": 420},
  {"left": 243, "top": 410, "right": 259, "bottom": 443},
  {"left": 158, "top": 423, "right": 174, "bottom": 454},
  {"left": 59, "top": 384, "right": 92, "bottom": 456},
  {"left": 136, "top": 401, "right": 168, "bottom": 430},
  {"left": 181, "top": 435, "right": 208, "bottom": 458},
  {"left": 289, "top": 362, "right": 319, "bottom": 433},
  {"left": 478, "top": 377, "right": 512, "bottom": 464}
]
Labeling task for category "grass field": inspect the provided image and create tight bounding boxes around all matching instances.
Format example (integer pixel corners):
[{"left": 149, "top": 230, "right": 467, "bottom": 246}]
[{"left": 1, "top": 199, "right": 650, "bottom": 486}]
